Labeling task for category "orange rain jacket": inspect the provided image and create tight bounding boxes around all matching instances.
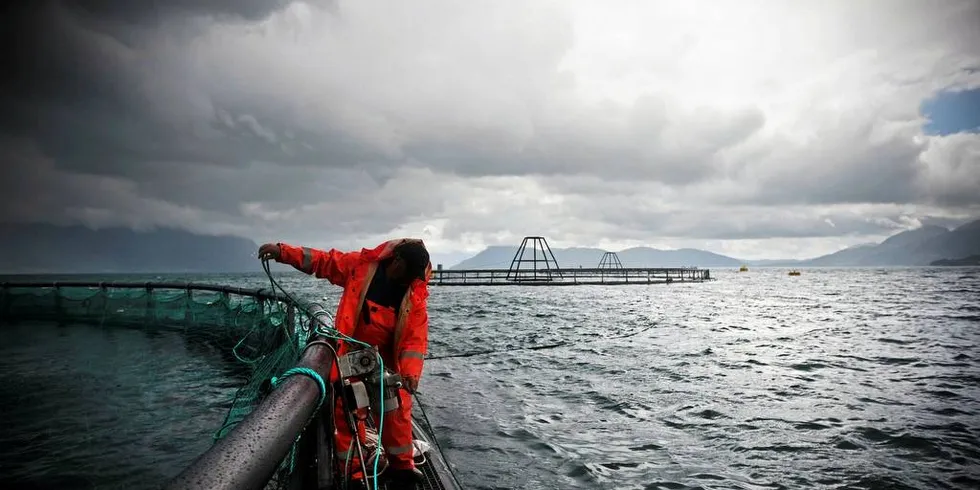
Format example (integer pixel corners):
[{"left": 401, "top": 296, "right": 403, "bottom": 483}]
[{"left": 276, "top": 238, "right": 431, "bottom": 381}]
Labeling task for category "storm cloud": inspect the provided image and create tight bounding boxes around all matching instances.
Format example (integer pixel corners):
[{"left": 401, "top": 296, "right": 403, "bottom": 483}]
[{"left": 1, "top": 0, "right": 979, "bottom": 260}]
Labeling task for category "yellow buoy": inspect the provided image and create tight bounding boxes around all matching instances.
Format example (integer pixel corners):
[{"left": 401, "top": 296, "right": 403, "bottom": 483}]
[
  {"left": 788, "top": 270, "right": 801, "bottom": 276},
  {"left": 739, "top": 265, "right": 748, "bottom": 272}
]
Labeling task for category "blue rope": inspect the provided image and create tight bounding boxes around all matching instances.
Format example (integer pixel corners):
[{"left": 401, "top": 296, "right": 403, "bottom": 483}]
[{"left": 270, "top": 367, "right": 329, "bottom": 473}]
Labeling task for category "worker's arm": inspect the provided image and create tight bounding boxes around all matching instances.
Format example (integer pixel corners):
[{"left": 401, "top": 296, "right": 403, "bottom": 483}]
[
  {"left": 276, "top": 243, "right": 354, "bottom": 287},
  {"left": 398, "top": 294, "right": 429, "bottom": 392}
]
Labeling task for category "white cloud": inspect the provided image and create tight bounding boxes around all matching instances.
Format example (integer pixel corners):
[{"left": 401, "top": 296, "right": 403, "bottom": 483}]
[
  {"left": 1, "top": 0, "right": 979, "bottom": 261},
  {"left": 918, "top": 132, "right": 980, "bottom": 206}
]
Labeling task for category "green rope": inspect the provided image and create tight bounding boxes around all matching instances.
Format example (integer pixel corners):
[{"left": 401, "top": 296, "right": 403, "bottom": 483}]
[
  {"left": 269, "top": 367, "right": 329, "bottom": 473},
  {"left": 231, "top": 304, "right": 267, "bottom": 366}
]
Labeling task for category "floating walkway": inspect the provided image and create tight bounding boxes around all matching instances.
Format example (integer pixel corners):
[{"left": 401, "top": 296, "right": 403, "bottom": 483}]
[
  {"left": 431, "top": 236, "right": 711, "bottom": 286},
  {"left": 430, "top": 267, "right": 710, "bottom": 286}
]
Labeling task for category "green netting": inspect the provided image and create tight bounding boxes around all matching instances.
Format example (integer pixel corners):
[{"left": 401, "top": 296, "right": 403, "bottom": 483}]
[{"left": 0, "top": 282, "right": 316, "bottom": 487}]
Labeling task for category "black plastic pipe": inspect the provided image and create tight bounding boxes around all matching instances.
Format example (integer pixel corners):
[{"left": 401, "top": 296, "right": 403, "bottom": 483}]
[{"left": 163, "top": 335, "right": 335, "bottom": 490}]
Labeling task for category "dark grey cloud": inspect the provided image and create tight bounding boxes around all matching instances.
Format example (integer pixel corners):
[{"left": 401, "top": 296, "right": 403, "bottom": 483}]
[
  {"left": 741, "top": 122, "right": 927, "bottom": 206},
  {"left": 403, "top": 97, "right": 766, "bottom": 185},
  {"left": 582, "top": 205, "right": 933, "bottom": 242},
  {"left": 1, "top": 0, "right": 979, "bottom": 260},
  {"left": 0, "top": 0, "right": 371, "bottom": 177},
  {"left": 64, "top": 0, "right": 302, "bottom": 24}
]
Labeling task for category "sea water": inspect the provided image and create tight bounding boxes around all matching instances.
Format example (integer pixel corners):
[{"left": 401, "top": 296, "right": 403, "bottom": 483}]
[{"left": 1, "top": 267, "right": 978, "bottom": 489}]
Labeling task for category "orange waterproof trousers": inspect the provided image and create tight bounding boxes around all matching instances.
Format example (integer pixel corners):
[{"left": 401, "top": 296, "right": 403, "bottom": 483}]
[{"left": 335, "top": 300, "right": 416, "bottom": 476}]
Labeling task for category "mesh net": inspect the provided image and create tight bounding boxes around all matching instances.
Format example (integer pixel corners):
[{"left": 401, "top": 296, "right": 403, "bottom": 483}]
[{"left": 0, "top": 282, "right": 315, "bottom": 487}]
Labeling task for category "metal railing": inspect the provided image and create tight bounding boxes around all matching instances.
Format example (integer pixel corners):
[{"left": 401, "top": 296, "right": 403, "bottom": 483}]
[
  {"left": 0, "top": 281, "right": 298, "bottom": 333},
  {"left": 0, "top": 280, "right": 291, "bottom": 301},
  {"left": 429, "top": 267, "right": 711, "bottom": 286}
]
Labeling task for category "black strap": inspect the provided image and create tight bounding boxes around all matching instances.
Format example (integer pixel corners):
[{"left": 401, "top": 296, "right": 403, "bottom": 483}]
[{"left": 361, "top": 302, "right": 371, "bottom": 328}]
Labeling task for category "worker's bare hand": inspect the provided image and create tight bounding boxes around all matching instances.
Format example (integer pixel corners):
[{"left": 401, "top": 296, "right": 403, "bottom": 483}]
[
  {"left": 258, "top": 243, "right": 282, "bottom": 262},
  {"left": 402, "top": 375, "right": 419, "bottom": 394}
]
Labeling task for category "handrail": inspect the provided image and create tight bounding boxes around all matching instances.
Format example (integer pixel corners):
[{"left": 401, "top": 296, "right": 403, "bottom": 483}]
[
  {"left": 427, "top": 266, "right": 711, "bottom": 286},
  {"left": 0, "top": 281, "right": 292, "bottom": 302},
  {"left": 433, "top": 266, "right": 705, "bottom": 274}
]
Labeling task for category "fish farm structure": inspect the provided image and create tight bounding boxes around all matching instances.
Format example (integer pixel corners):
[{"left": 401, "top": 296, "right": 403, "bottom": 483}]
[
  {"left": 429, "top": 236, "right": 711, "bottom": 286},
  {"left": 0, "top": 281, "right": 463, "bottom": 490}
]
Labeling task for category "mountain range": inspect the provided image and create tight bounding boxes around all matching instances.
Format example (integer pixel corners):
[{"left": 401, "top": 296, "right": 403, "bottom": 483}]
[
  {"left": 0, "top": 223, "right": 263, "bottom": 274},
  {"left": 0, "top": 218, "right": 976, "bottom": 274},
  {"left": 450, "top": 218, "right": 980, "bottom": 269}
]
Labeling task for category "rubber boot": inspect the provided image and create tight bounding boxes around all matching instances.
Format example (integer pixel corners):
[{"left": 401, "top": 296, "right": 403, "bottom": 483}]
[{"left": 384, "top": 467, "right": 424, "bottom": 490}]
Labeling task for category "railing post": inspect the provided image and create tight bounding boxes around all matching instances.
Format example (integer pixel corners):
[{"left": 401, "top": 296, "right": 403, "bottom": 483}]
[
  {"left": 184, "top": 288, "right": 193, "bottom": 327},
  {"left": 98, "top": 283, "right": 108, "bottom": 327},
  {"left": 221, "top": 291, "right": 230, "bottom": 327},
  {"left": 144, "top": 284, "right": 154, "bottom": 327},
  {"left": 0, "top": 283, "right": 7, "bottom": 322},
  {"left": 53, "top": 283, "right": 63, "bottom": 325}
]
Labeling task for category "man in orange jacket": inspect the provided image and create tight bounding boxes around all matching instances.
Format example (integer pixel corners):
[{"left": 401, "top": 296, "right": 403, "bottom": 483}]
[{"left": 258, "top": 238, "right": 431, "bottom": 488}]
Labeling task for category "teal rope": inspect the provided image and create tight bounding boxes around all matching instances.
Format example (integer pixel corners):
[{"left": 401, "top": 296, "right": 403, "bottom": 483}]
[
  {"left": 270, "top": 367, "right": 329, "bottom": 473},
  {"left": 270, "top": 367, "right": 328, "bottom": 409},
  {"left": 373, "top": 356, "right": 384, "bottom": 490}
]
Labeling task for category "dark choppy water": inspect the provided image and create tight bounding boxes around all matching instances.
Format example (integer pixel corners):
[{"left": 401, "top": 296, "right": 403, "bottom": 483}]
[{"left": 2, "top": 267, "right": 979, "bottom": 489}]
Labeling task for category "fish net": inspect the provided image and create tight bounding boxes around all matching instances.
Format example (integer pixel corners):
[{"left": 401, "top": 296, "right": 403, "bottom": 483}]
[{"left": 0, "top": 281, "right": 315, "bottom": 488}]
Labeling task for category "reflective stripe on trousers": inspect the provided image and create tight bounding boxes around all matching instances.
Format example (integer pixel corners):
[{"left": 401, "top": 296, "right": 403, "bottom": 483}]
[{"left": 333, "top": 389, "right": 416, "bottom": 471}]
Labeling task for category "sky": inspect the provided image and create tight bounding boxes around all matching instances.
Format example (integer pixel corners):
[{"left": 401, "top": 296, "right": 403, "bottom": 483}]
[{"left": 1, "top": 0, "right": 979, "bottom": 264}]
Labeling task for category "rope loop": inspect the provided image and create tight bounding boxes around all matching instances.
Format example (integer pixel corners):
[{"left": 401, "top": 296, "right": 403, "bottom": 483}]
[{"left": 270, "top": 367, "right": 328, "bottom": 410}]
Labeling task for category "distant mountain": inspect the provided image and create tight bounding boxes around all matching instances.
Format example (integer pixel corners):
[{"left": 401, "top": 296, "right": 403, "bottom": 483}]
[
  {"left": 450, "top": 244, "right": 743, "bottom": 269},
  {"left": 616, "top": 247, "right": 743, "bottom": 267},
  {"left": 796, "top": 220, "right": 980, "bottom": 267},
  {"left": 451, "top": 245, "right": 609, "bottom": 269},
  {"left": 914, "top": 219, "right": 980, "bottom": 263},
  {"left": 449, "top": 217, "right": 980, "bottom": 269},
  {"left": 931, "top": 255, "right": 980, "bottom": 266},
  {"left": 0, "top": 223, "right": 262, "bottom": 274}
]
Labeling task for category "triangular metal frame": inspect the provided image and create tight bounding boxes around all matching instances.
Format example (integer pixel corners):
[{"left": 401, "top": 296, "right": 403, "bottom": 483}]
[
  {"left": 506, "top": 236, "right": 563, "bottom": 281},
  {"left": 597, "top": 252, "right": 623, "bottom": 269}
]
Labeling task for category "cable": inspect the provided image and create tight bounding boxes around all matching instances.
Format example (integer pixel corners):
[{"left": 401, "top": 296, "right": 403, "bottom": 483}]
[
  {"left": 371, "top": 356, "right": 385, "bottom": 490},
  {"left": 413, "top": 392, "right": 465, "bottom": 489}
]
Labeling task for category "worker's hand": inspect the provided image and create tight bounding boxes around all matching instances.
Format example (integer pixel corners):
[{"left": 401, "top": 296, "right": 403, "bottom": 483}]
[
  {"left": 258, "top": 243, "right": 282, "bottom": 262},
  {"left": 402, "top": 375, "right": 419, "bottom": 394}
]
